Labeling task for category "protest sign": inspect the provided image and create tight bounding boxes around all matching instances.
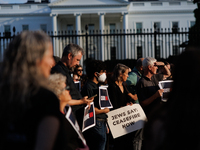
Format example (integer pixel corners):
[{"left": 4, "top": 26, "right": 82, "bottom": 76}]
[
  {"left": 107, "top": 104, "right": 147, "bottom": 139},
  {"left": 99, "top": 86, "right": 113, "bottom": 109},
  {"left": 65, "top": 105, "right": 86, "bottom": 145},
  {"left": 158, "top": 80, "right": 173, "bottom": 102},
  {"left": 82, "top": 102, "right": 96, "bottom": 132}
]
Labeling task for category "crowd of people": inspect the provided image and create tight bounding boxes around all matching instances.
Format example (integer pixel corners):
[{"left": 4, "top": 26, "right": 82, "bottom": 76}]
[{"left": 0, "top": 30, "right": 198, "bottom": 150}]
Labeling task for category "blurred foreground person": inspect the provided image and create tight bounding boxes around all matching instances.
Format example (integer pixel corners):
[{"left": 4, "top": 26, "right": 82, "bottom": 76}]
[
  {"left": 143, "top": 48, "right": 200, "bottom": 150},
  {"left": 0, "top": 31, "right": 64, "bottom": 150},
  {"left": 48, "top": 73, "right": 89, "bottom": 150}
]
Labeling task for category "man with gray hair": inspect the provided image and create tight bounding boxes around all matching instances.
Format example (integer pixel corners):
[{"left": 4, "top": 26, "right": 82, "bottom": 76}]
[
  {"left": 51, "top": 43, "right": 93, "bottom": 126},
  {"left": 136, "top": 57, "right": 171, "bottom": 117}
]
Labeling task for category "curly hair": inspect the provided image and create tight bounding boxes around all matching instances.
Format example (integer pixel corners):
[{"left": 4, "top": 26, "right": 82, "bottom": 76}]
[
  {"left": 0, "top": 30, "right": 52, "bottom": 121},
  {"left": 48, "top": 73, "right": 67, "bottom": 97}
]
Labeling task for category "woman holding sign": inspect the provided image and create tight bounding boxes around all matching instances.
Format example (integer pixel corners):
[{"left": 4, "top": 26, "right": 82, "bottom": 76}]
[{"left": 108, "top": 63, "right": 138, "bottom": 150}]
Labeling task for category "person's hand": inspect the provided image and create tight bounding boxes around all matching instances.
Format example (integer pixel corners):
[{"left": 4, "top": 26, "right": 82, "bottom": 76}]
[
  {"left": 156, "top": 89, "right": 164, "bottom": 97},
  {"left": 81, "top": 96, "right": 94, "bottom": 105},
  {"left": 103, "top": 108, "right": 110, "bottom": 113},
  {"left": 126, "top": 102, "right": 133, "bottom": 106}
]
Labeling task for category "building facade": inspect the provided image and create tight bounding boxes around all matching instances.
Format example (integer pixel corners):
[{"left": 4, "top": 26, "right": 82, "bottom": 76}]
[{"left": 0, "top": 0, "right": 197, "bottom": 61}]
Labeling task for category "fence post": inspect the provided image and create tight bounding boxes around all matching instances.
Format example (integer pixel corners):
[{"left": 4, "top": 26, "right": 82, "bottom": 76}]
[
  {"left": 154, "top": 23, "right": 157, "bottom": 59},
  {"left": 13, "top": 26, "right": 16, "bottom": 37},
  {"left": 85, "top": 25, "right": 88, "bottom": 60}
]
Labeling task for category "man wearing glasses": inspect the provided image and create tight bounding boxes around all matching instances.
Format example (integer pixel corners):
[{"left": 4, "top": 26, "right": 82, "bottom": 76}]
[{"left": 136, "top": 57, "right": 171, "bottom": 117}]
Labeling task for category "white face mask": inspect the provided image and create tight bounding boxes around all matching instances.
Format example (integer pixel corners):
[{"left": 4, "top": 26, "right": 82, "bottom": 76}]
[{"left": 96, "top": 72, "right": 107, "bottom": 83}]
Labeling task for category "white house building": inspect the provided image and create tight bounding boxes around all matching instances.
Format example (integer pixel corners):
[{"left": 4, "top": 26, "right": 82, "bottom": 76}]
[{"left": 0, "top": 0, "right": 197, "bottom": 62}]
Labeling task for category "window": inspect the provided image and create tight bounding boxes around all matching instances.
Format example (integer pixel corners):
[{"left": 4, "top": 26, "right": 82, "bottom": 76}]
[
  {"left": 190, "top": 21, "right": 195, "bottom": 27},
  {"left": 136, "top": 23, "right": 142, "bottom": 33},
  {"left": 22, "top": 25, "right": 29, "bottom": 31},
  {"left": 4, "top": 25, "right": 11, "bottom": 37},
  {"left": 88, "top": 24, "right": 95, "bottom": 34},
  {"left": 40, "top": 24, "right": 47, "bottom": 33},
  {"left": 172, "top": 22, "right": 179, "bottom": 32},
  {"left": 154, "top": 22, "right": 161, "bottom": 32},
  {"left": 137, "top": 46, "right": 142, "bottom": 59},
  {"left": 111, "top": 47, "right": 116, "bottom": 60},
  {"left": 67, "top": 24, "right": 74, "bottom": 34},
  {"left": 110, "top": 24, "right": 116, "bottom": 33}
]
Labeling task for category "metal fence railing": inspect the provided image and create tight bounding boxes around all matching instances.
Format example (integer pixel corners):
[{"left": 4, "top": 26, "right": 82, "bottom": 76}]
[{"left": 0, "top": 26, "right": 192, "bottom": 62}]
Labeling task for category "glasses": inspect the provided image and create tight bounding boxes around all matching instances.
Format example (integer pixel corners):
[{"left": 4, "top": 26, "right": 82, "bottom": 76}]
[
  {"left": 62, "top": 85, "right": 70, "bottom": 91},
  {"left": 77, "top": 69, "right": 83, "bottom": 72}
]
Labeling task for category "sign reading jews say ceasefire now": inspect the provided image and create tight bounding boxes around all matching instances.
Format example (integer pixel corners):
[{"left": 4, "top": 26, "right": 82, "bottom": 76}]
[{"left": 107, "top": 104, "right": 147, "bottom": 139}]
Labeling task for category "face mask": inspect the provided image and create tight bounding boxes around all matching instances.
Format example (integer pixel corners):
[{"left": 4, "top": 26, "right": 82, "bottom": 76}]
[{"left": 96, "top": 72, "right": 107, "bottom": 83}]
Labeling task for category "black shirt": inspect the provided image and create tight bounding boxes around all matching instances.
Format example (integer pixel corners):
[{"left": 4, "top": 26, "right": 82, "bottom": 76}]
[
  {"left": 108, "top": 81, "right": 130, "bottom": 110},
  {"left": 51, "top": 61, "right": 83, "bottom": 113},
  {"left": 136, "top": 74, "right": 163, "bottom": 116},
  {"left": 81, "top": 80, "right": 107, "bottom": 119}
]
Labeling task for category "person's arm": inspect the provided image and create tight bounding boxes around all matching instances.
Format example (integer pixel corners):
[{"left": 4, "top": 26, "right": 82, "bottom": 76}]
[
  {"left": 124, "top": 84, "right": 138, "bottom": 101},
  {"left": 34, "top": 116, "right": 60, "bottom": 150},
  {"left": 95, "top": 107, "right": 110, "bottom": 115},
  {"left": 156, "top": 62, "right": 171, "bottom": 80},
  {"left": 67, "top": 96, "right": 94, "bottom": 106},
  {"left": 140, "top": 89, "right": 164, "bottom": 107},
  {"left": 128, "top": 93, "right": 138, "bottom": 101}
]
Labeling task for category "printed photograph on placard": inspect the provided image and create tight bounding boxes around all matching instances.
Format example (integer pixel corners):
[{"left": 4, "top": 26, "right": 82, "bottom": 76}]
[
  {"left": 82, "top": 102, "right": 96, "bottom": 132},
  {"left": 99, "top": 87, "right": 113, "bottom": 109},
  {"left": 65, "top": 105, "right": 86, "bottom": 145},
  {"left": 158, "top": 80, "right": 173, "bottom": 102}
]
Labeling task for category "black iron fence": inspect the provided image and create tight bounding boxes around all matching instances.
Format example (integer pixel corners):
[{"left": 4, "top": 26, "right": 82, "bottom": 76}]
[{"left": 0, "top": 26, "right": 192, "bottom": 62}]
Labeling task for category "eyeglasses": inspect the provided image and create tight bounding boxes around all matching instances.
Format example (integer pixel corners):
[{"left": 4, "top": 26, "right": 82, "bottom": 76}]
[
  {"left": 77, "top": 69, "right": 83, "bottom": 72},
  {"left": 62, "top": 85, "right": 70, "bottom": 91}
]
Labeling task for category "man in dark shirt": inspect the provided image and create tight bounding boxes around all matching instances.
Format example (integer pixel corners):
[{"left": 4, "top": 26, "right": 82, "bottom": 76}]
[
  {"left": 51, "top": 43, "right": 93, "bottom": 124},
  {"left": 136, "top": 57, "right": 171, "bottom": 117},
  {"left": 81, "top": 60, "right": 109, "bottom": 150}
]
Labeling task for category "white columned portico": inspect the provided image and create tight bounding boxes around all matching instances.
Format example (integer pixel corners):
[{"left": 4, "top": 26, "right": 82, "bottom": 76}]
[
  {"left": 98, "top": 12, "right": 105, "bottom": 61},
  {"left": 122, "top": 12, "right": 128, "bottom": 59},
  {"left": 50, "top": 13, "right": 59, "bottom": 56}
]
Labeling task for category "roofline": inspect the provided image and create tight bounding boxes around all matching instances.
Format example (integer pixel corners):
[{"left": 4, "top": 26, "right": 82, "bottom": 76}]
[{"left": 49, "top": 4, "right": 129, "bottom": 8}]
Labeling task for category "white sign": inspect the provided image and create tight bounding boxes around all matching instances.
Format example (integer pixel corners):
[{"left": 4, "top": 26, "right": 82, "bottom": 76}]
[
  {"left": 158, "top": 80, "right": 173, "bottom": 102},
  {"left": 107, "top": 104, "right": 147, "bottom": 139}
]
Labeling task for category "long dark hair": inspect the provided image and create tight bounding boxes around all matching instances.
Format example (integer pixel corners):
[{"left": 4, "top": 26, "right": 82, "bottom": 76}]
[{"left": 0, "top": 31, "right": 51, "bottom": 121}]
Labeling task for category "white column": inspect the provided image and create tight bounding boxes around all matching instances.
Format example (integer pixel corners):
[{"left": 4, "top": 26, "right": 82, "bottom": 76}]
[
  {"left": 51, "top": 13, "right": 58, "bottom": 56},
  {"left": 98, "top": 12, "right": 105, "bottom": 61},
  {"left": 122, "top": 12, "right": 128, "bottom": 59},
  {"left": 74, "top": 13, "right": 82, "bottom": 46}
]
